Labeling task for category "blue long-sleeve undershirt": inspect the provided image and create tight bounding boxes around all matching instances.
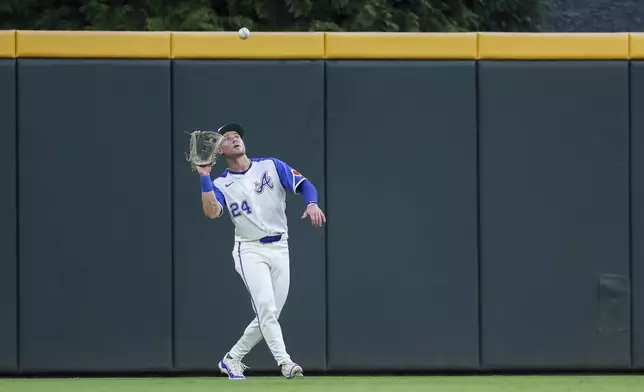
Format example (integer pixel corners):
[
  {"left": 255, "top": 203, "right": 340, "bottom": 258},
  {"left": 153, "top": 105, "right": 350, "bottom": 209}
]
[{"left": 297, "top": 179, "right": 318, "bottom": 205}]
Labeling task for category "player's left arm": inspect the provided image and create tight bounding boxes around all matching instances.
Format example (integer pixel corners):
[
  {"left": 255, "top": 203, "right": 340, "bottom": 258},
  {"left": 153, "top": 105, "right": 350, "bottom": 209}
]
[{"left": 270, "top": 157, "right": 326, "bottom": 227}]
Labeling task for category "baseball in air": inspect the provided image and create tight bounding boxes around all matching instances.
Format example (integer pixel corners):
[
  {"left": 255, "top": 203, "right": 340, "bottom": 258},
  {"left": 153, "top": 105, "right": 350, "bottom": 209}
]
[{"left": 238, "top": 27, "right": 250, "bottom": 40}]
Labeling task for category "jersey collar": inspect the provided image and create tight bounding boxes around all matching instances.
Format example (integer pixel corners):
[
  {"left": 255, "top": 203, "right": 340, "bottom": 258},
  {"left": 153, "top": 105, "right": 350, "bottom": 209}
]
[{"left": 227, "top": 160, "right": 253, "bottom": 175}]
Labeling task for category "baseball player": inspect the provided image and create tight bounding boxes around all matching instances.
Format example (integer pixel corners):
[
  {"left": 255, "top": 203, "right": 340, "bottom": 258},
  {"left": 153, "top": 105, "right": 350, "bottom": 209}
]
[{"left": 196, "top": 123, "right": 326, "bottom": 380}]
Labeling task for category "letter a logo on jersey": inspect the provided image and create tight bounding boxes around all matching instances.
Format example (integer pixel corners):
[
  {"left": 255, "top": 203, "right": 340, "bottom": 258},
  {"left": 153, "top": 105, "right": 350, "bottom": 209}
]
[{"left": 255, "top": 170, "right": 274, "bottom": 194}]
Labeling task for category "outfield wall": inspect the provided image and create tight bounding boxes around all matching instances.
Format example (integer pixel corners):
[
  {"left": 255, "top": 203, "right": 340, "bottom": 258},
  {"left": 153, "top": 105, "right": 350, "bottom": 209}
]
[{"left": 0, "top": 30, "right": 642, "bottom": 373}]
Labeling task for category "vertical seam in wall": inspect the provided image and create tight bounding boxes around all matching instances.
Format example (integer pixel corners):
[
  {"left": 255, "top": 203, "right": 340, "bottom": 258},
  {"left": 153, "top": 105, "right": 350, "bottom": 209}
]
[
  {"left": 170, "top": 58, "right": 176, "bottom": 370},
  {"left": 475, "top": 58, "right": 482, "bottom": 371},
  {"left": 628, "top": 59, "right": 634, "bottom": 369},
  {"left": 169, "top": 32, "right": 173, "bottom": 61},
  {"left": 14, "top": 57, "right": 20, "bottom": 373},
  {"left": 323, "top": 59, "right": 329, "bottom": 373}
]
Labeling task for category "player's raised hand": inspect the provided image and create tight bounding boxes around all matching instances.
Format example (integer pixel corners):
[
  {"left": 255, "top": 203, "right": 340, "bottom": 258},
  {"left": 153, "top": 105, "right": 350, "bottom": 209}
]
[
  {"left": 302, "top": 203, "right": 326, "bottom": 227},
  {"left": 196, "top": 165, "right": 212, "bottom": 176}
]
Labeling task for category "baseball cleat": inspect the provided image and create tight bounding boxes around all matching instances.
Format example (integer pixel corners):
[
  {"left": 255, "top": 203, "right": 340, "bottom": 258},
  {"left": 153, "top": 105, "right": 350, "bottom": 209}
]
[
  {"left": 218, "top": 353, "right": 248, "bottom": 380},
  {"left": 280, "top": 359, "right": 303, "bottom": 379}
]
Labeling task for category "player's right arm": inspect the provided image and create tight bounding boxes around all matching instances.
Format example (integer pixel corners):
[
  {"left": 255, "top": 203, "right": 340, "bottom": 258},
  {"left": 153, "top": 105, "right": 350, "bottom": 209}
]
[{"left": 196, "top": 166, "right": 224, "bottom": 219}]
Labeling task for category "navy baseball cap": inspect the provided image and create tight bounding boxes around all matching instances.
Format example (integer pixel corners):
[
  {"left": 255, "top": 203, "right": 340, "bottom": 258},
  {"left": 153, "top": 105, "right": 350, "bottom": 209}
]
[{"left": 217, "top": 122, "right": 245, "bottom": 138}]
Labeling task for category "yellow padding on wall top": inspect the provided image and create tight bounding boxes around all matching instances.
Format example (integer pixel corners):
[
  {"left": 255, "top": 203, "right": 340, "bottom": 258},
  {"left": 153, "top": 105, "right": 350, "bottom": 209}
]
[
  {"left": 0, "top": 30, "right": 16, "bottom": 58},
  {"left": 171, "top": 32, "right": 324, "bottom": 59},
  {"left": 630, "top": 33, "right": 644, "bottom": 59},
  {"left": 325, "top": 32, "right": 477, "bottom": 59},
  {"left": 16, "top": 31, "right": 171, "bottom": 58},
  {"left": 478, "top": 32, "right": 630, "bottom": 59},
  {"left": 5, "top": 31, "right": 644, "bottom": 59}
]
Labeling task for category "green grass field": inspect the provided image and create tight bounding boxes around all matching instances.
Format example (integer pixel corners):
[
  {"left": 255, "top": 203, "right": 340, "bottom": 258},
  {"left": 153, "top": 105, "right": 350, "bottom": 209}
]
[{"left": 1, "top": 375, "right": 643, "bottom": 392}]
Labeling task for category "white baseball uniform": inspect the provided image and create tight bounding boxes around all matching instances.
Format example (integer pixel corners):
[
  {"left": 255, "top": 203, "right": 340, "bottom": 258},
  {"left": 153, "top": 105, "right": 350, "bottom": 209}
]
[{"left": 212, "top": 157, "right": 307, "bottom": 366}]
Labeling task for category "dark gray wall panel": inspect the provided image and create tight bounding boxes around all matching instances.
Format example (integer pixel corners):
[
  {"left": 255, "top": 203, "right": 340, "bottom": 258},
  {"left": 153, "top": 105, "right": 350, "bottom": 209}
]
[
  {"left": 18, "top": 60, "right": 172, "bottom": 372},
  {"left": 0, "top": 60, "right": 17, "bottom": 372},
  {"left": 326, "top": 61, "right": 479, "bottom": 370},
  {"left": 479, "top": 61, "right": 630, "bottom": 370},
  {"left": 172, "top": 60, "right": 326, "bottom": 372},
  {"left": 632, "top": 61, "right": 644, "bottom": 369}
]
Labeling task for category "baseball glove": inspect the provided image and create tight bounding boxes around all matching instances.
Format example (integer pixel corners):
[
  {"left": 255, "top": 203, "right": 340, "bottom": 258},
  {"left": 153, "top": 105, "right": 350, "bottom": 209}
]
[{"left": 185, "top": 129, "right": 225, "bottom": 171}]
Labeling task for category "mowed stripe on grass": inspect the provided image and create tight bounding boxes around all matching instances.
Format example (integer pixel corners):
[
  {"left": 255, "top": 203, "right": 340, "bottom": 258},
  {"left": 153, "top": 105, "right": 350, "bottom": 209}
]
[{"left": 0, "top": 375, "right": 643, "bottom": 392}]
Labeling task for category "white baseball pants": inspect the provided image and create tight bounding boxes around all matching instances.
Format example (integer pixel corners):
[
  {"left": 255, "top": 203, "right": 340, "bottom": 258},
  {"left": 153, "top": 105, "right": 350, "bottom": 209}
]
[{"left": 227, "top": 238, "right": 292, "bottom": 366}]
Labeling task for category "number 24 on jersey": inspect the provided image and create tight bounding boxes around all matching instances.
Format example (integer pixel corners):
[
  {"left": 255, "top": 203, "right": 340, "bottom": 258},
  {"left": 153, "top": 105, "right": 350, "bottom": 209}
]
[{"left": 230, "top": 200, "right": 252, "bottom": 217}]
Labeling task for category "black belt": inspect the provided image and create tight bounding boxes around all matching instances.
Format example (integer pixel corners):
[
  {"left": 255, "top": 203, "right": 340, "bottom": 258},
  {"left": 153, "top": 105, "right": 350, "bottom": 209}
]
[{"left": 259, "top": 234, "right": 282, "bottom": 243}]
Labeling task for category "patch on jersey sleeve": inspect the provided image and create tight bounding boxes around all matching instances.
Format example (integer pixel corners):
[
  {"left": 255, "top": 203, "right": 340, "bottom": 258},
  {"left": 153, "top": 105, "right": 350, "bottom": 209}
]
[
  {"left": 290, "top": 169, "right": 306, "bottom": 193},
  {"left": 270, "top": 157, "right": 307, "bottom": 194}
]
